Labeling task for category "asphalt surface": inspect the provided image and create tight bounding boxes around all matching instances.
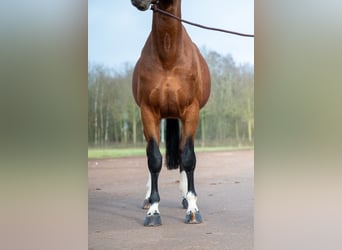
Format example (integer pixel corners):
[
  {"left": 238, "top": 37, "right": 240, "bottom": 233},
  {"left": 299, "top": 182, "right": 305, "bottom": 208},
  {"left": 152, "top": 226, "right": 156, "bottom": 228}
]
[{"left": 89, "top": 150, "right": 253, "bottom": 250}]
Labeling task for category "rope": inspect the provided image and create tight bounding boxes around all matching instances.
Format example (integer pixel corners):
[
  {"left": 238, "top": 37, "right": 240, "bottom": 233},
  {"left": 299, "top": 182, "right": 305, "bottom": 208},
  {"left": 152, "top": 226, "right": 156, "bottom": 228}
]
[{"left": 151, "top": 5, "right": 254, "bottom": 38}]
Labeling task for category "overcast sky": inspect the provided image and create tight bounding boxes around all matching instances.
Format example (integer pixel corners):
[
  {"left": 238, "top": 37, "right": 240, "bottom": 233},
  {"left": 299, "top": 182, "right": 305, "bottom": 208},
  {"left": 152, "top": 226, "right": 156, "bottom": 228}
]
[{"left": 88, "top": 0, "right": 254, "bottom": 70}]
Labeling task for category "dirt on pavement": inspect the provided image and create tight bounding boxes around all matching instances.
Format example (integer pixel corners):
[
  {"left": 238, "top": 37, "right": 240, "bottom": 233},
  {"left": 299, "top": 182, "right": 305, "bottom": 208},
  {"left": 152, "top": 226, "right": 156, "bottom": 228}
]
[{"left": 89, "top": 150, "right": 254, "bottom": 250}]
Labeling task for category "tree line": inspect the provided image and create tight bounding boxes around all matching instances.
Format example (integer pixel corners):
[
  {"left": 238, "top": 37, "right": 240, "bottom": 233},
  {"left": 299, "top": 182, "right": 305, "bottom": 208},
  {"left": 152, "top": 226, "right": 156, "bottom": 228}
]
[{"left": 88, "top": 49, "right": 254, "bottom": 147}]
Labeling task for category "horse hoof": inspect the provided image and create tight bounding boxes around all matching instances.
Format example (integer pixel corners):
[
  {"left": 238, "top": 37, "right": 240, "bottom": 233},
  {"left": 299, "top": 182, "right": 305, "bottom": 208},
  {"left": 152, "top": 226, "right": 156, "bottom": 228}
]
[
  {"left": 144, "top": 212, "right": 162, "bottom": 226},
  {"left": 182, "top": 198, "right": 188, "bottom": 209},
  {"left": 142, "top": 199, "right": 150, "bottom": 210},
  {"left": 185, "top": 211, "right": 202, "bottom": 224}
]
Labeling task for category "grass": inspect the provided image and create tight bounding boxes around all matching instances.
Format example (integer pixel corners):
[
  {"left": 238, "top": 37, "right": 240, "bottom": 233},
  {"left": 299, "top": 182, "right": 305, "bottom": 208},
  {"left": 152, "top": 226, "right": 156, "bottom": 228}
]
[
  {"left": 88, "top": 146, "right": 253, "bottom": 159},
  {"left": 88, "top": 148, "right": 147, "bottom": 159}
]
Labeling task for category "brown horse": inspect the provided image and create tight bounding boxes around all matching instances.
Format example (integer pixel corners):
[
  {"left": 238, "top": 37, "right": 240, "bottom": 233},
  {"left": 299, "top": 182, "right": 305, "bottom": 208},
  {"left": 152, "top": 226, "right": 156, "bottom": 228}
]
[{"left": 131, "top": 0, "right": 211, "bottom": 226}]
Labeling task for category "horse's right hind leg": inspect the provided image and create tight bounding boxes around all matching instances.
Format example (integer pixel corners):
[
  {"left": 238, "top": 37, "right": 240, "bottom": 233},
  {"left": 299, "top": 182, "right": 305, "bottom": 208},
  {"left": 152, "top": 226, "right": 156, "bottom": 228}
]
[
  {"left": 179, "top": 170, "right": 188, "bottom": 209},
  {"left": 142, "top": 173, "right": 151, "bottom": 209}
]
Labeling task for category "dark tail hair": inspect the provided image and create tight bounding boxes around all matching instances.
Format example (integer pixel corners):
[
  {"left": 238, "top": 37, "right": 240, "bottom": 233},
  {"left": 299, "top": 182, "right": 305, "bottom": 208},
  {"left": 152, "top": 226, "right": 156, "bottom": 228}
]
[{"left": 165, "top": 119, "right": 180, "bottom": 170}]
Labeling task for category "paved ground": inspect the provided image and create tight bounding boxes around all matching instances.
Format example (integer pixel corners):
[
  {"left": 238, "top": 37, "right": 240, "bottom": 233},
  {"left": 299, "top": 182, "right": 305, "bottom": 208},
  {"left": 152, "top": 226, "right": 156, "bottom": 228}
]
[{"left": 89, "top": 150, "right": 253, "bottom": 250}]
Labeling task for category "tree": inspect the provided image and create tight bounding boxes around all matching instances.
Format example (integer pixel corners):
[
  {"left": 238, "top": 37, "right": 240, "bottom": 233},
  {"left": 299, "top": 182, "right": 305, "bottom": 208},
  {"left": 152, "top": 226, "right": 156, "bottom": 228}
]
[{"left": 88, "top": 49, "right": 254, "bottom": 147}]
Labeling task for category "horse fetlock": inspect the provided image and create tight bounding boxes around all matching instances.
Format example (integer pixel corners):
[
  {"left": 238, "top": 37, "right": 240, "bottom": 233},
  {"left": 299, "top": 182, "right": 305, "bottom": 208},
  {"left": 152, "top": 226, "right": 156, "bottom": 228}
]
[
  {"left": 142, "top": 199, "right": 150, "bottom": 210},
  {"left": 147, "top": 202, "right": 160, "bottom": 216},
  {"left": 182, "top": 198, "right": 188, "bottom": 209},
  {"left": 186, "top": 191, "right": 199, "bottom": 213},
  {"left": 185, "top": 191, "right": 202, "bottom": 224}
]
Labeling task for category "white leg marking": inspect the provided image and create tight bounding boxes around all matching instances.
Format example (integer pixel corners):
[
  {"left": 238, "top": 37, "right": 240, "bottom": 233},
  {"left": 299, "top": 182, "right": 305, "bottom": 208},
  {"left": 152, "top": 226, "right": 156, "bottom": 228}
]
[
  {"left": 179, "top": 170, "right": 188, "bottom": 198},
  {"left": 186, "top": 192, "right": 199, "bottom": 214},
  {"left": 145, "top": 173, "right": 151, "bottom": 200},
  {"left": 147, "top": 202, "right": 160, "bottom": 215}
]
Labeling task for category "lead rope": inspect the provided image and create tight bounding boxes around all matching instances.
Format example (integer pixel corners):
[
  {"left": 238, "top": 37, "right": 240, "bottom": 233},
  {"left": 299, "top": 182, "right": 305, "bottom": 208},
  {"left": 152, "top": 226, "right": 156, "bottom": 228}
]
[{"left": 151, "top": 4, "right": 254, "bottom": 38}]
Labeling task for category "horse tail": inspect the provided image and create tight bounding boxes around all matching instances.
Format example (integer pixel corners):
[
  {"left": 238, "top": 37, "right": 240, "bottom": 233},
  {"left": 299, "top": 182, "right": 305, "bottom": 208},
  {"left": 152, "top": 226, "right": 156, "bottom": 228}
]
[{"left": 165, "top": 119, "right": 180, "bottom": 170}]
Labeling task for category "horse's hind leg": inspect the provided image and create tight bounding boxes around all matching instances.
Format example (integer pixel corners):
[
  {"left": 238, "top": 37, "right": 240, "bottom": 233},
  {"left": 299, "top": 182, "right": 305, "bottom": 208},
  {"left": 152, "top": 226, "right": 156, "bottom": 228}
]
[
  {"left": 142, "top": 173, "right": 151, "bottom": 209},
  {"left": 179, "top": 169, "right": 188, "bottom": 209}
]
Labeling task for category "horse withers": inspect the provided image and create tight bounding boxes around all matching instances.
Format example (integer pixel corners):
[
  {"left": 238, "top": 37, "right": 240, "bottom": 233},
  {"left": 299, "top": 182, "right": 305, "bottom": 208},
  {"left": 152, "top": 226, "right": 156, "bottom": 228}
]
[{"left": 131, "top": 0, "right": 211, "bottom": 226}]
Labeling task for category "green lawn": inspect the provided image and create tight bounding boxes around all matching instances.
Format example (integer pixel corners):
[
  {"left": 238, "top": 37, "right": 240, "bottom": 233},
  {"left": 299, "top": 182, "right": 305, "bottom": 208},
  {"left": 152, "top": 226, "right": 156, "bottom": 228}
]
[
  {"left": 88, "top": 148, "right": 147, "bottom": 159},
  {"left": 88, "top": 146, "right": 253, "bottom": 159}
]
